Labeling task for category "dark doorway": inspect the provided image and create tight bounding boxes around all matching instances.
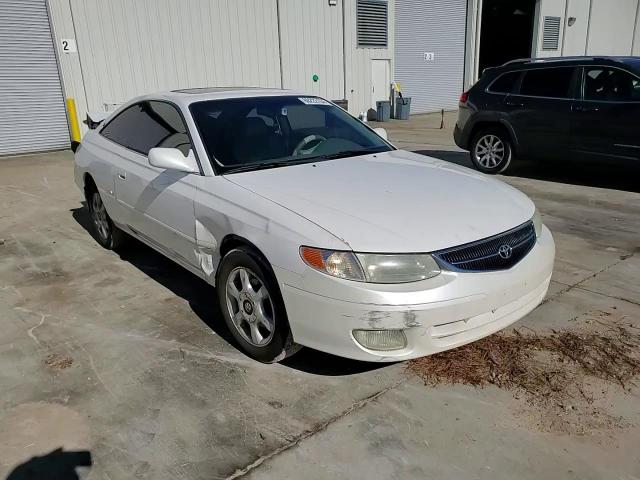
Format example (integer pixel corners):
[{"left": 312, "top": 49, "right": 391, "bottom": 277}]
[{"left": 479, "top": 0, "right": 536, "bottom": 73}]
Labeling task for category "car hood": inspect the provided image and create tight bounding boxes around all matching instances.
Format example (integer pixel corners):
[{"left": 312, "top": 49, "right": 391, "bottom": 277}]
[{"left": 225, "top": 150, "right": 535, "bottom": 253}]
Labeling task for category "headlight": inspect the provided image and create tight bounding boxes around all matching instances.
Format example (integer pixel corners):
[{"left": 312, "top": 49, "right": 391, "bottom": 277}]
[
  {"left": 532, "top": 208, "right": 542, "bottom": 238},
  {"left": 356, "top": 253, "right": 441, "bottom": 283},
  {"left": 300, "top": 247, "right": 440, "bottom": 283}
]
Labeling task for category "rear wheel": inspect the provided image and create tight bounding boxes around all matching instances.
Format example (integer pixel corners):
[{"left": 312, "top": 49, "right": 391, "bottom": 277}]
[
  {"left": 470, "top": 128, "right": 513, "bottom": 174},
  {"left": 86, "top": 188, "right": 126, "bottom": 250},
  {"left": 217, "top": 247, "right": 300, "bottom": 363}
]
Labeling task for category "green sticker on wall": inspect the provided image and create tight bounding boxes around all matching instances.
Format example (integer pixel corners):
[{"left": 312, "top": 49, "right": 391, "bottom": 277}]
[{"left": 312, "top": 74, "right": 319, "bottom": 82}]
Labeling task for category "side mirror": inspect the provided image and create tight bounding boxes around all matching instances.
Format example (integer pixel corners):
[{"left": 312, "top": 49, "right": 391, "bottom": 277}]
[
  {"left": 148, "top": 148, "right": 199, "bottom": 174},
  {"left": 373, "top": 127, "right": 388, "bottom": 141}
]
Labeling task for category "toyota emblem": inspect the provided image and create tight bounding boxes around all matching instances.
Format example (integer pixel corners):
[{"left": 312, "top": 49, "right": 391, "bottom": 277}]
[{"left": 498, "top": 244, "right": 513, "bottom": 259}]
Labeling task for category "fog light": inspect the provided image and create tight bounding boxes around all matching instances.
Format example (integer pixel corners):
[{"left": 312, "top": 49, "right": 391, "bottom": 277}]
[{"left": 352, "top": 330, "right": 407, "bottom": 351}]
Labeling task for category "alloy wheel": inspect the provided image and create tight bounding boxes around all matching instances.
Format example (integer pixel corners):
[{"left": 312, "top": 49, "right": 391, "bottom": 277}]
[
  {"left": 475, "top": 134, "right": 505, "bottom": 169},
  {"left": 225, "top": 266, "right": 275, "bottom": 347},
  {"left": 91, "top": 193, "right": 110, "bottom": 241}
]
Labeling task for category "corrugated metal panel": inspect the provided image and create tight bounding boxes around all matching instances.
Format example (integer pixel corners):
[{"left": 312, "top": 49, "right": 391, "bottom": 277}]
[
  {"left": 66, "top": 0, "right": 282, "bottom": 117},
  {"left": 394, "top": 0, "right": 466, "bottom": 114},
  {"left": 586, "top": 0, "right": 637, "bottom": 55},
  {"left": 542, "top": 16, "right": 561, "bottom": 51},
  {"left": 279, "top": 0, "right": 344, "bottom": 100},
  {"left": 357, "top": 0, "right": 388, "bottom": 47},
  {"left": 0, "top": 0, "right": 69, "bottom": 155}
]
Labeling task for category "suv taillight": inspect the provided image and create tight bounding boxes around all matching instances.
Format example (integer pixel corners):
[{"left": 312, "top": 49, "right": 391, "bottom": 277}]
[{"left": 459, "top": 91, "right": 470, "bottom": 104}]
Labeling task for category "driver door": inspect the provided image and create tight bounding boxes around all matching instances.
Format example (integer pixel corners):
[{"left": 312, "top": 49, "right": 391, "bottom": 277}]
[{"left": 100, "top": 101, "right": 201, "bottom": 269}]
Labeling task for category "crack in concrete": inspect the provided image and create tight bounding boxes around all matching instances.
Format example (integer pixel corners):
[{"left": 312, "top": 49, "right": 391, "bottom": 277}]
[
  {"left": 573, "top": 286, "right": 640, "bottom": 308},
  {"left": 225, "top": 378, "right": 407, "bottom": 479},
  {"left": 541, "top": 252, "right": 635, "bottom": 306}
]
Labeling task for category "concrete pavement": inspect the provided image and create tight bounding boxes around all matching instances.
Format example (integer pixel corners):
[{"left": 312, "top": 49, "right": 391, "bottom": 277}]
[{"left": 1, "top": 114, "right": 639, "bottom": 479}]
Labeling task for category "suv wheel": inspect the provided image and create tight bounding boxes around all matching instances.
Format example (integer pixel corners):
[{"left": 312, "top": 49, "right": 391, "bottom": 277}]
[{"left": 470, "top": 128, "right": 513, "bottom": 174}]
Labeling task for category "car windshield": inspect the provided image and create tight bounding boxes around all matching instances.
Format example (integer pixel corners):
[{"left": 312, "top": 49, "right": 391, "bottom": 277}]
[{"left": 189, "top": 95, "right": 393, "bottom": 172}]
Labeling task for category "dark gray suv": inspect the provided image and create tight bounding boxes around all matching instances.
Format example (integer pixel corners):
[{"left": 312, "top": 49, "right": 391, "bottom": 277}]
[{"left": 454, "top": 56, "right": 640, "bottom": 174}]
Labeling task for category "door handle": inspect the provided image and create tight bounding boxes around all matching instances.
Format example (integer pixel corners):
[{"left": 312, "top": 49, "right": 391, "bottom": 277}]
[
  {"left": 118, "top": 173, "right": 126, "bottom": 180},
  {"left": 573, "top": 105, "right": 600, "bottom": 113},
  {"left": 505, "top": 100, "right": 524, "bottom": 108}
]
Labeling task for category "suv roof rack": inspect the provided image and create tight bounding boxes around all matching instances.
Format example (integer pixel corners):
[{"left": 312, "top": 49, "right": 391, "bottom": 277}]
[
  {"left": 501, "top": 56, "right": 628, "bottom": 68},
  {"left": 503, "top": 58, "right": 532, "bottom": 66}
]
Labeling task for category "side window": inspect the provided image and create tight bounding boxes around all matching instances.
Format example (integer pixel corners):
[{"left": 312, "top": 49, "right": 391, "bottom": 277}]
[
  {"left": 488, "top": 71, "right": 521, "bottom": 94},
  {"left": 584, "top": 67, "right": 640, "bottom": 102},
  {"left": 147, "top": 101, "right": 192, "bottom": 156},
  {"left": 519, "top": 67, "right": 574, "bottom": 98},
  {"left": 101, "top": 101, "right": 192, "bottom": 156}
]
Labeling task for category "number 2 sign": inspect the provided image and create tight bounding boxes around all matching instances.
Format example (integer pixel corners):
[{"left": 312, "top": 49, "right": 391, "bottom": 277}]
[{"left": 60, "top": 38, "right": 77, "bottom": 53}]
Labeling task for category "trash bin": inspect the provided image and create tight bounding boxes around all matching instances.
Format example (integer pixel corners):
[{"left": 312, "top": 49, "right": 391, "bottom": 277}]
[
  {"left": 394, "top": 97, "right": 411, "bottom": 120},
  {"left": 375, "top": 100, "right": 391, "bottom": 122}
]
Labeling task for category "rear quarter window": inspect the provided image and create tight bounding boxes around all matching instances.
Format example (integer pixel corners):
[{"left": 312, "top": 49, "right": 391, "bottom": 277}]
[{"left": 487, "top": 71, "right": 521, "bottom": 94}]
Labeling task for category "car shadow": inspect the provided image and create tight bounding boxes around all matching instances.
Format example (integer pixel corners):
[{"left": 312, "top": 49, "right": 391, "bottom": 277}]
[
  {"left": 5, "top": 448, "right": 92, "bottom": 480},
  {"left": 71, "top": 205, "right": 389, "bottom": 376},
  {"left": 414, "top": 149, "right": 640, "bottom": 193}
]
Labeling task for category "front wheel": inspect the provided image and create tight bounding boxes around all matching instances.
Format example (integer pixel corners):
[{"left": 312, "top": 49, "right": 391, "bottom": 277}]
[
  {"left": 470, "top": 129, "right": 513, "bottom": 174},
  {"left": 217, "top": 247, "right": 300, "bottom": 363}
]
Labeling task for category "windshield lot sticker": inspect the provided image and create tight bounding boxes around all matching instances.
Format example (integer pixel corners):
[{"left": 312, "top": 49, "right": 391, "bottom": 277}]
[{"left": 298, "top": 97, "right": 331, "bottom": 105}]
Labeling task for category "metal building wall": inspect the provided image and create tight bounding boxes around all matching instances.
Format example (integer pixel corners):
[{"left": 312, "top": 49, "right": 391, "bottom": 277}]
[
  {"left": 48, "top": 0, "right": 282, "bottom": 126},
  {"left": 395, "top": 0, "right": 467, "bottom": 114},
  {"left": 344, "top": 0, "right": 395, "bottom": 117},
  {"left": 586, "top": 0, "right": 638, "bottom": 54},
  {"left": 534, "top": 0, "right": 640, "bottom": 57},
  {"left": 279, "top": 0, "right": 345, "bottom": 100}
]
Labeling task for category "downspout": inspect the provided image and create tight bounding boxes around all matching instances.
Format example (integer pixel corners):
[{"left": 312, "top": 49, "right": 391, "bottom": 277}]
[
  {"left": 276, "top": 0, "right": 284, "bottom": 88},
  {"left": 342, "top": 0, "right": 348, "bottom": 101}
]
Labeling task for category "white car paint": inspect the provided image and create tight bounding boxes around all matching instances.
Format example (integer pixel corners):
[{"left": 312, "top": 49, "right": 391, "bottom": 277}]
[{"left": 75, "top": 88, "right": 555, "bottom": 362}]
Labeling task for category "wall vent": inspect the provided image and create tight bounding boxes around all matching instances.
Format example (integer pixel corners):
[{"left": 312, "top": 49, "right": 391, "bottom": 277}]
[
  {"left": 542, "top": 16, "right": 561, "bottom": 50},
  {"left": 357, "top": 0, "right": 388, "bottom": 48}
]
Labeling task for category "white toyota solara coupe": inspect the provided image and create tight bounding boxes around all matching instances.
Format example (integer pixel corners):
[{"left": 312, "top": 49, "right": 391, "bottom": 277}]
[{"left": 74, "top": 88, "right": 555, "bottom": 363}]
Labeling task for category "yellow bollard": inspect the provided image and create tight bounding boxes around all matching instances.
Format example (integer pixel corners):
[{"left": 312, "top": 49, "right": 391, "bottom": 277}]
[{"left": 66, "top": 97, "right": 81, "bottom": 143}]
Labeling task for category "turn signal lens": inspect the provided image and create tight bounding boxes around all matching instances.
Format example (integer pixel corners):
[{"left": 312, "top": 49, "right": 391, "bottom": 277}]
[
  {"left": 459, "top": 91, "right": 470, "bottom": 104},
  {"left": 300, "top": 247, "right": 366, "bottom": 281}
]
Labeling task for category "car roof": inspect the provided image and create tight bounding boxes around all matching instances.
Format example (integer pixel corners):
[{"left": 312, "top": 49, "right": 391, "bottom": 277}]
[
  {"left": 100, "top": 87, "right": 322, "bottom": 125},
  {"left": 123, "top": 87, "right": 308, "bottom": 110}
]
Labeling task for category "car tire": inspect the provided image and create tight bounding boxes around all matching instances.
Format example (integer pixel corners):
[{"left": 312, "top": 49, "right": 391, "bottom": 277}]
[
  {"left": 217, "top": 247, "right": 301, "bottom": 363},
  {"left": 86, "top": 188, "right": 126, "bottom": 250},
  {"left": 470, "top": 128, "right": 513, "bottom": 174}
]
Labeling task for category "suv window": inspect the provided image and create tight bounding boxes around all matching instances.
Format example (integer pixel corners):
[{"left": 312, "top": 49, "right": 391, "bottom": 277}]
[
  {"left": 584, "top": 67, "right": 640, "bottom": 102},
  {"left": 101, "top": 101, "right": 192, "bottom": 156},
  {"left": 488, "top": 71, "right": 521, "bottom": 94},
  {"left": 519, "top": 67, "right": 574, "bottom": 98}
]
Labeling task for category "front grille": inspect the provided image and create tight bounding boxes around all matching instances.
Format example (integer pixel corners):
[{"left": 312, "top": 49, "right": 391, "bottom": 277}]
[{"left": 433, "top": 222, "right": 536, "bottom": 272}]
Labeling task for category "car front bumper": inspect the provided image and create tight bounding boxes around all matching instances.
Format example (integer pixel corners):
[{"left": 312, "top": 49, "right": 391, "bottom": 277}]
[{"left": 275, "top": 225, "right": 555, "bottom": 362}]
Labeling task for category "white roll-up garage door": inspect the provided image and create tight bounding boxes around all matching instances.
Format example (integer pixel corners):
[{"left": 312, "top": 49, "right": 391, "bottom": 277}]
[
  {"left": 394, "top": 0, "right": 467, "bottom": 114},
  {"left": 0, "top": 0, "right": 69, "bottom": 156}
]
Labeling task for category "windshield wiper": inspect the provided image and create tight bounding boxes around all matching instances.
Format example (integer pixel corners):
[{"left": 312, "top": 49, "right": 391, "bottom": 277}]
[
  {"left": 222, "top": 158, "right": 317, "bottom": 174},
  {"left": 222, "top": 148, "right": 389, "bottom": 174},
  {"left": 308, "top": 147, "right": 388, "bottom": 161}
]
